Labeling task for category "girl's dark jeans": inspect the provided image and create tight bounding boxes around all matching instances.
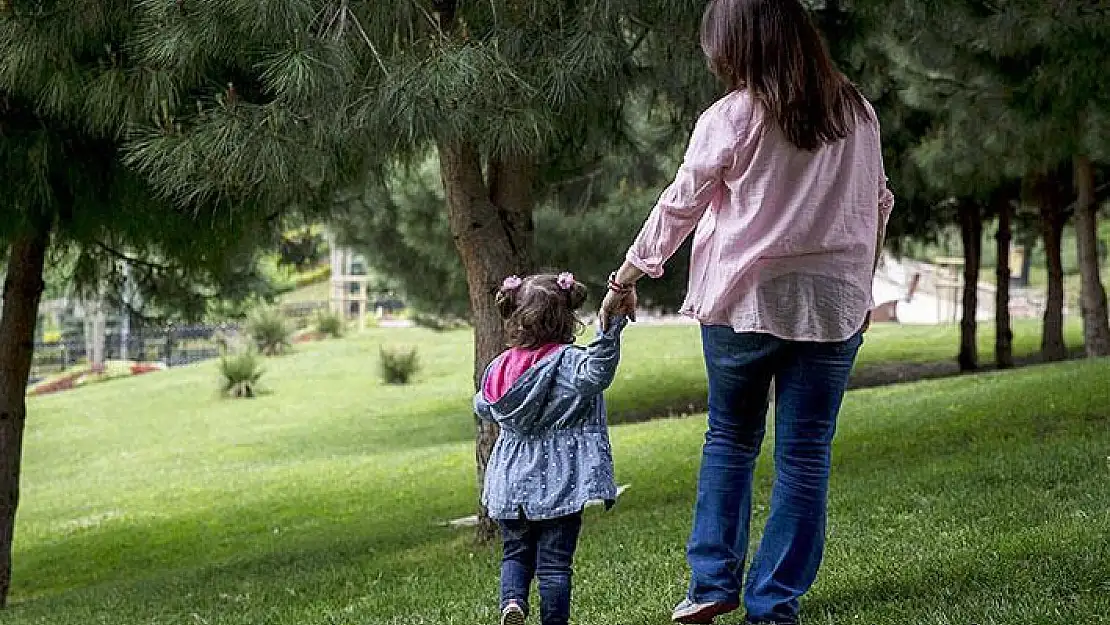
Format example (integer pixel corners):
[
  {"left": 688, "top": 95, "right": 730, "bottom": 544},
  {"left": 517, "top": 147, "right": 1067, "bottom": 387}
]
[{"left": 498, "top": 512, "right": 583, "bottom": 625}]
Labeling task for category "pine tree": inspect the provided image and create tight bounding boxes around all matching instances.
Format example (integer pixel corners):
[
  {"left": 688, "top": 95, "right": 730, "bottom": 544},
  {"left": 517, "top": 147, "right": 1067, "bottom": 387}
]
[
  {"left": 877, "top": 0, "right": 1110, "bottom": 360},
  {"left": 0, "top": 2, "right": 311, "bottom": 605},
  {"left": 126, "top": 0, "right": 717, "bottom": 541},
  {"left": 332, "top": 132, "right": 694, "bottom": 321},
  {"left": 1, "top": 0, "right": 721, "bottom": 551}
]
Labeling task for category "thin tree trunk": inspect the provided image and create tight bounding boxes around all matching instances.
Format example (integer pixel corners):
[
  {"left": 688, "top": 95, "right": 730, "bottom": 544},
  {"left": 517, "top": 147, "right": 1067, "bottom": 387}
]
[
  {"left": 1073, "top": 154, "right": 1110, "bottom": 357},
  {"left": 958, "top": 199, "right": 982, "bottom": 371},
  {"left": 1019, "top": 230, "right": 1036, "bottom": 286},
  {"left": 1038, "top": 172, "right": 1069, "bottom": 362},
  {"left": 0, "top": 227, "right": 49, "bottom": 607},
  {"left": 995, "top": 192, "right": 1014, "bottom": 369},
  {"left": 439, "top": 141, "right": 534, "bottom": 543}
]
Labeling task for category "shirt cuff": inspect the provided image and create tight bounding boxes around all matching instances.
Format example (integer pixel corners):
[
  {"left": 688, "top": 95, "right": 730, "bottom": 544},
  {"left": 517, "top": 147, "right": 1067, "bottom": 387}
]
[{"left": 625, "top": 248, "right": 664, "bottom": 279}]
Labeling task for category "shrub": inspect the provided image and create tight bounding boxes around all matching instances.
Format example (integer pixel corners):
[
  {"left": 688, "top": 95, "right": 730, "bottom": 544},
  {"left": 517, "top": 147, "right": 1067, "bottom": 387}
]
[
  {"left": 219, "top": 350, "right": 264, "bottom": 398},
  {"left": 315, "top": 311, "right": 344, "bottom": 338},
  {"left": 247, "top": 307, "right": 291, "bottom": 356},
  {"left": 411, "top": 313, "right": 468, "bottom": 332},
  {"left": 380, "top": 346, "right": 419, "bottom": 385}
]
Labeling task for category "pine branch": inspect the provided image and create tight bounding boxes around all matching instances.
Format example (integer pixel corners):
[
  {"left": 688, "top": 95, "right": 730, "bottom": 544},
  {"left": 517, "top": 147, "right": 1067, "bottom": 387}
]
[{"left": 94, "top": 242, "right": 171, "bottom": 272}]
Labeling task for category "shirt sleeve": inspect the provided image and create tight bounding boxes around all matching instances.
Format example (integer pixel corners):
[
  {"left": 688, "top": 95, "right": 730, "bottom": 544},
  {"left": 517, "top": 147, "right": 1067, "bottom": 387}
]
[
  {"left": 569, "top": 316, "right": 627, "bottom": 396},
  {"left": 473, "top": 361, "right": 497, "bottom": 421},
  {"left": 626, "top": 99, "right": 743, "bottom": 278},
  {"left": 878, "top": 164, "right": 894, "bottom": 229},
  {"left": 869, "top": 100, "right": 894, "bottom": 229},
  {"left": 474, "top": 391, "right": 494, "bottom": 422}
]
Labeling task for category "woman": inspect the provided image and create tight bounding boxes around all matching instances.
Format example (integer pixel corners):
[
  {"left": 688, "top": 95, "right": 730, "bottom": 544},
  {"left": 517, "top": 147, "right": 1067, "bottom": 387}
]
[{"left": 600, "top": 0, "right": 893, "bottom": 623}]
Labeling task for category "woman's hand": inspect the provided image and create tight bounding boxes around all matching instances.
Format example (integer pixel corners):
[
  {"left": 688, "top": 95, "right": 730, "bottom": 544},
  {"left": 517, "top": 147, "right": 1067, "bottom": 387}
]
[
  {"left": 599, "top": 261, "right": 645, "bottom": 331},
  {"left": 599, "top": 288, "right": 637, "bottom": 331}
]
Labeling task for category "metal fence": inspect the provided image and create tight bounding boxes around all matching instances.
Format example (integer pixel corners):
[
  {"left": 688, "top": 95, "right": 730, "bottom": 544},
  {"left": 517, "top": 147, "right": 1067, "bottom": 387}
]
[
  {"left": 282, "top": 301, "right": 329, "bottom": 329},
  {"left": 30, "top": 323, "right": 240, "bottom": 384}
]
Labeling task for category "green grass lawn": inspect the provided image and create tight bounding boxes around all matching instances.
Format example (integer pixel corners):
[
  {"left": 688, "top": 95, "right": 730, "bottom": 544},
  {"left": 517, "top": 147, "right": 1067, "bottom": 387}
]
[
  {"left": 7, "top": 322, "right": 1107, "bottom": 624},
  {"left": 280, "top": 279, "right": 331, "bottom": 305}
]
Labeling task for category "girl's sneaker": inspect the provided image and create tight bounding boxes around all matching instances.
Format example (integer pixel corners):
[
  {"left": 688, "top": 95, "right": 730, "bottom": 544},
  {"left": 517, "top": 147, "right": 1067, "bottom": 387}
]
[
  {"left": 671, "top": 598, "right": 739, "bottom": 624},
  {"left": 500, "top": 601, "right": 526, "bottom": 625}
]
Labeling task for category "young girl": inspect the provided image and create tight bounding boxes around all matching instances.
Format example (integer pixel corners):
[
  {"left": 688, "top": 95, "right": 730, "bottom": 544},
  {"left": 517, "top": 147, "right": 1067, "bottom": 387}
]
[{"left": 476, "top": 272, "right": 627, "bottom": 625}]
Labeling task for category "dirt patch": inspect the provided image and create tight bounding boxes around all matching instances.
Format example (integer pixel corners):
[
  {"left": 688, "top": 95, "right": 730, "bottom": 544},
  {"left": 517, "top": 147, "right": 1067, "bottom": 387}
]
[
  {"left": 610, "top": 349, "right": 1088, "bottom": 426},
  {"left": 848, "top": 348, "right": 1086, "bottom": 390}
]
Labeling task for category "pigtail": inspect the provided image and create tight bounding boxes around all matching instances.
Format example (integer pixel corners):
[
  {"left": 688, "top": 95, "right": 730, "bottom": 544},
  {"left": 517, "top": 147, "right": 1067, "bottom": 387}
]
[
  {"left": 567, "top": 281, "right": 588, "bottom": 310},
  {"left": 556, "top": 271, "right": 588, "bottom": 310},
  {"left": 497, "top": 275, "right": 523, "bottom": 319}
]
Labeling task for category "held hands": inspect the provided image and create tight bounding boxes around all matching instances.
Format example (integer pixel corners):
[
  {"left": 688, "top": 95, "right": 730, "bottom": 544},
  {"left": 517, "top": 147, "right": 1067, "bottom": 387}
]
[
  {"left": 599, "top": 266, "right": 644, "bottom": 332},
  {"left": 599, "top": 287, "right": 637, "bottom": 332}
]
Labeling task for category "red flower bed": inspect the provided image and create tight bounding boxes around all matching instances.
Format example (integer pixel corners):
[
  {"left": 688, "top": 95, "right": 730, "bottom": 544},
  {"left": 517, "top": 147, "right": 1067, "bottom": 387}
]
[
  {"left": 130, "top": 363, "right": 162, "bottom": 376},
  {"left": 30, "top": 362, "right": 166, "bottom": 396},
  {"left": 30, "top": 372, "right": 83, "bottom": 396}
]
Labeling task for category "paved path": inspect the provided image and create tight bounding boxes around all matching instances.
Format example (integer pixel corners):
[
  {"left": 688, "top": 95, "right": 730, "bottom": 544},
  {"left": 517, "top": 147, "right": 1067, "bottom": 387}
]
[{"left": 871, "top": 254, "right": 1049, "bottom": 325}]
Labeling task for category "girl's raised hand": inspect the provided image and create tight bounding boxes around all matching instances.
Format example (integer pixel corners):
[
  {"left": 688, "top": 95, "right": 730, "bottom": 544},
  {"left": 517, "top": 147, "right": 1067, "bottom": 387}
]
[{"left": 599, "top": 289, "right": 637, "bottom": 331}]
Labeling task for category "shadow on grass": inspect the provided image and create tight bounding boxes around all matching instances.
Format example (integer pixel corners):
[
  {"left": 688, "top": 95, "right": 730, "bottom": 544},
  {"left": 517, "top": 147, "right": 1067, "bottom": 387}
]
[{"left": 8, "top": 505, "right": 489, "bottom": 620}]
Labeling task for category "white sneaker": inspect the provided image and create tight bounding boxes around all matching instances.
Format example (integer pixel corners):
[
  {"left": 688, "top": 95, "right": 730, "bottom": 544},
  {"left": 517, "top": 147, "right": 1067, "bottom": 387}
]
[
  {"left": 500, "top": 601, "right": 526, "bottom": 625},
  {"left": 671, "top": 598, "right": 740, "bottom": 624}
]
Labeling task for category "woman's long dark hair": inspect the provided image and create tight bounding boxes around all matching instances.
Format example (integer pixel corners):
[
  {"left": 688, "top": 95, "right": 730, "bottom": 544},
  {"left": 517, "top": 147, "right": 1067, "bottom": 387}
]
[{"left": 700, "top": 0, "right": 870, "bottom": 151}]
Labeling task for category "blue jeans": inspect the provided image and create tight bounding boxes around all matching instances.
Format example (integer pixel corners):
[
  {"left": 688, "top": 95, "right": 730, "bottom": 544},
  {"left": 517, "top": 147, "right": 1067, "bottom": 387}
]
[
  {"left": 499, "top": 513, "right": 583, "bottom": 625},
  {"left": 688, "top": 327, "right": 862, "bottom": 624}
]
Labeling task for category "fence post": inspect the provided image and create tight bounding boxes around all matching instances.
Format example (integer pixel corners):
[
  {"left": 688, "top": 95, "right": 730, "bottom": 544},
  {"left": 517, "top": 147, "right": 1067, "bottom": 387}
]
[{"left": 163, "top": 328, "right": 174, "bottom": 367}]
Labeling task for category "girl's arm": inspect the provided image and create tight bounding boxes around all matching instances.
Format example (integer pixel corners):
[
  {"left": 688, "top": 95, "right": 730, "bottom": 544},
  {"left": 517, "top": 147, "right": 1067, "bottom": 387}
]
[
  {"left": 570, "top": 316, "right": 628, "bottom": 396},
  {"left": 473, "top": 361, "right": 497, "bottom": 421},
  {"left": 474, "top": 392, "right": 495, "bottom": 422}
]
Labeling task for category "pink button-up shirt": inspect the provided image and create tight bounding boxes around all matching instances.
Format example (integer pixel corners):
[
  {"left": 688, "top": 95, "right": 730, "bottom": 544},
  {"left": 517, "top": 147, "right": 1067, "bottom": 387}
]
[{"left": 627, "top": 90, "right": 894, "bottom": 342}]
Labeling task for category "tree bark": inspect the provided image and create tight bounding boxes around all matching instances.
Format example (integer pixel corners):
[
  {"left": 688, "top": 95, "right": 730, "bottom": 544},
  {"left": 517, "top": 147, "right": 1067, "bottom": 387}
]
[
  {"left": 1073, "top": 154, "right": 1110, "bottom": 357},
  {"left": 957, "top": 199, "right": 982, "bottom": 372},
  {"left": 1037, "top": 172, "right": 1069, "bottom": 362},
  {"left": 995, "top": 192, "right": 1014, "bottom": 369},
  {"left": 439, "top": 141, "right": 534, "bottom": 543},
  {"left": 0, "top": 227, "right": 49, "bottom": 607}
]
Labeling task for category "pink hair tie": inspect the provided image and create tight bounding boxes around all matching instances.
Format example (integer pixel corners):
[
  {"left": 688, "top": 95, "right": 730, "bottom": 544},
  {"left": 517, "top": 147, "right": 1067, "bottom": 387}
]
[
  {"left": 501, "top": 275, "right": 523, "bottom": 292},
  {"left": 557, "top": 272, "right": 575, "bottom": 291}
]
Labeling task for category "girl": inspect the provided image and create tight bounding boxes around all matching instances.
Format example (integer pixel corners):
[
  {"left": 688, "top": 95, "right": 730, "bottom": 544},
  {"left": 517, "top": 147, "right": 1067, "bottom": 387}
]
[{"left": 476, "top": 272, "right": 626, "bottom": 625}]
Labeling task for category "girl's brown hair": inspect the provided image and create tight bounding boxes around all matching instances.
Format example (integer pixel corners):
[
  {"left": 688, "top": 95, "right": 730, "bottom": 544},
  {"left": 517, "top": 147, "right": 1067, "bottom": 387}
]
[
  {"left": 496, "top": 274, "right": 588, "bottom": 349},
  {"left": 700, "top": 0, "right": 870, "bottom": 151}
]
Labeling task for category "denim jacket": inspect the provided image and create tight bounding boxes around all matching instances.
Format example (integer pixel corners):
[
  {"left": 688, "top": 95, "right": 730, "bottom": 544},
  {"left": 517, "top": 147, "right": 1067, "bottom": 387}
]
[{"left": 476, "top": 318, "right": 627, "bottom": 520}]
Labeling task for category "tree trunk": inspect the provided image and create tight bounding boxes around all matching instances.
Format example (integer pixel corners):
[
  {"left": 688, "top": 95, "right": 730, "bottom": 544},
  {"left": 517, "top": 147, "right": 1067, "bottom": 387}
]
[
  {"left": 1073, "top": 154, "right": 1110, "bottom": 357},
  {"left": 439, "top": 141, "right": 534, "bottom": 543},
  {"left": 995, "top": 192, "right": 1014, "bottom": 369},
  {"left": 957, "top": 199, "right": 982, "bottom": 371},
  {"left": 1037, "top": 172, "right": 1069, "bottom": 362},
  {"left": 0, "top": 227, "right": 49, "bottom": 607},
  {"left": 1018, "top": 230, "right": 1035, "bottom": 286}
]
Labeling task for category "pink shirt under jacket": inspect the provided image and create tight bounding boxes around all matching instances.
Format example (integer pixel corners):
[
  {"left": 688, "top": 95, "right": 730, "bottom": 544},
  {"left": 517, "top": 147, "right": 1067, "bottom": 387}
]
[{"left": 627, "top": 90, "right": 894, "bottom": 342}]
